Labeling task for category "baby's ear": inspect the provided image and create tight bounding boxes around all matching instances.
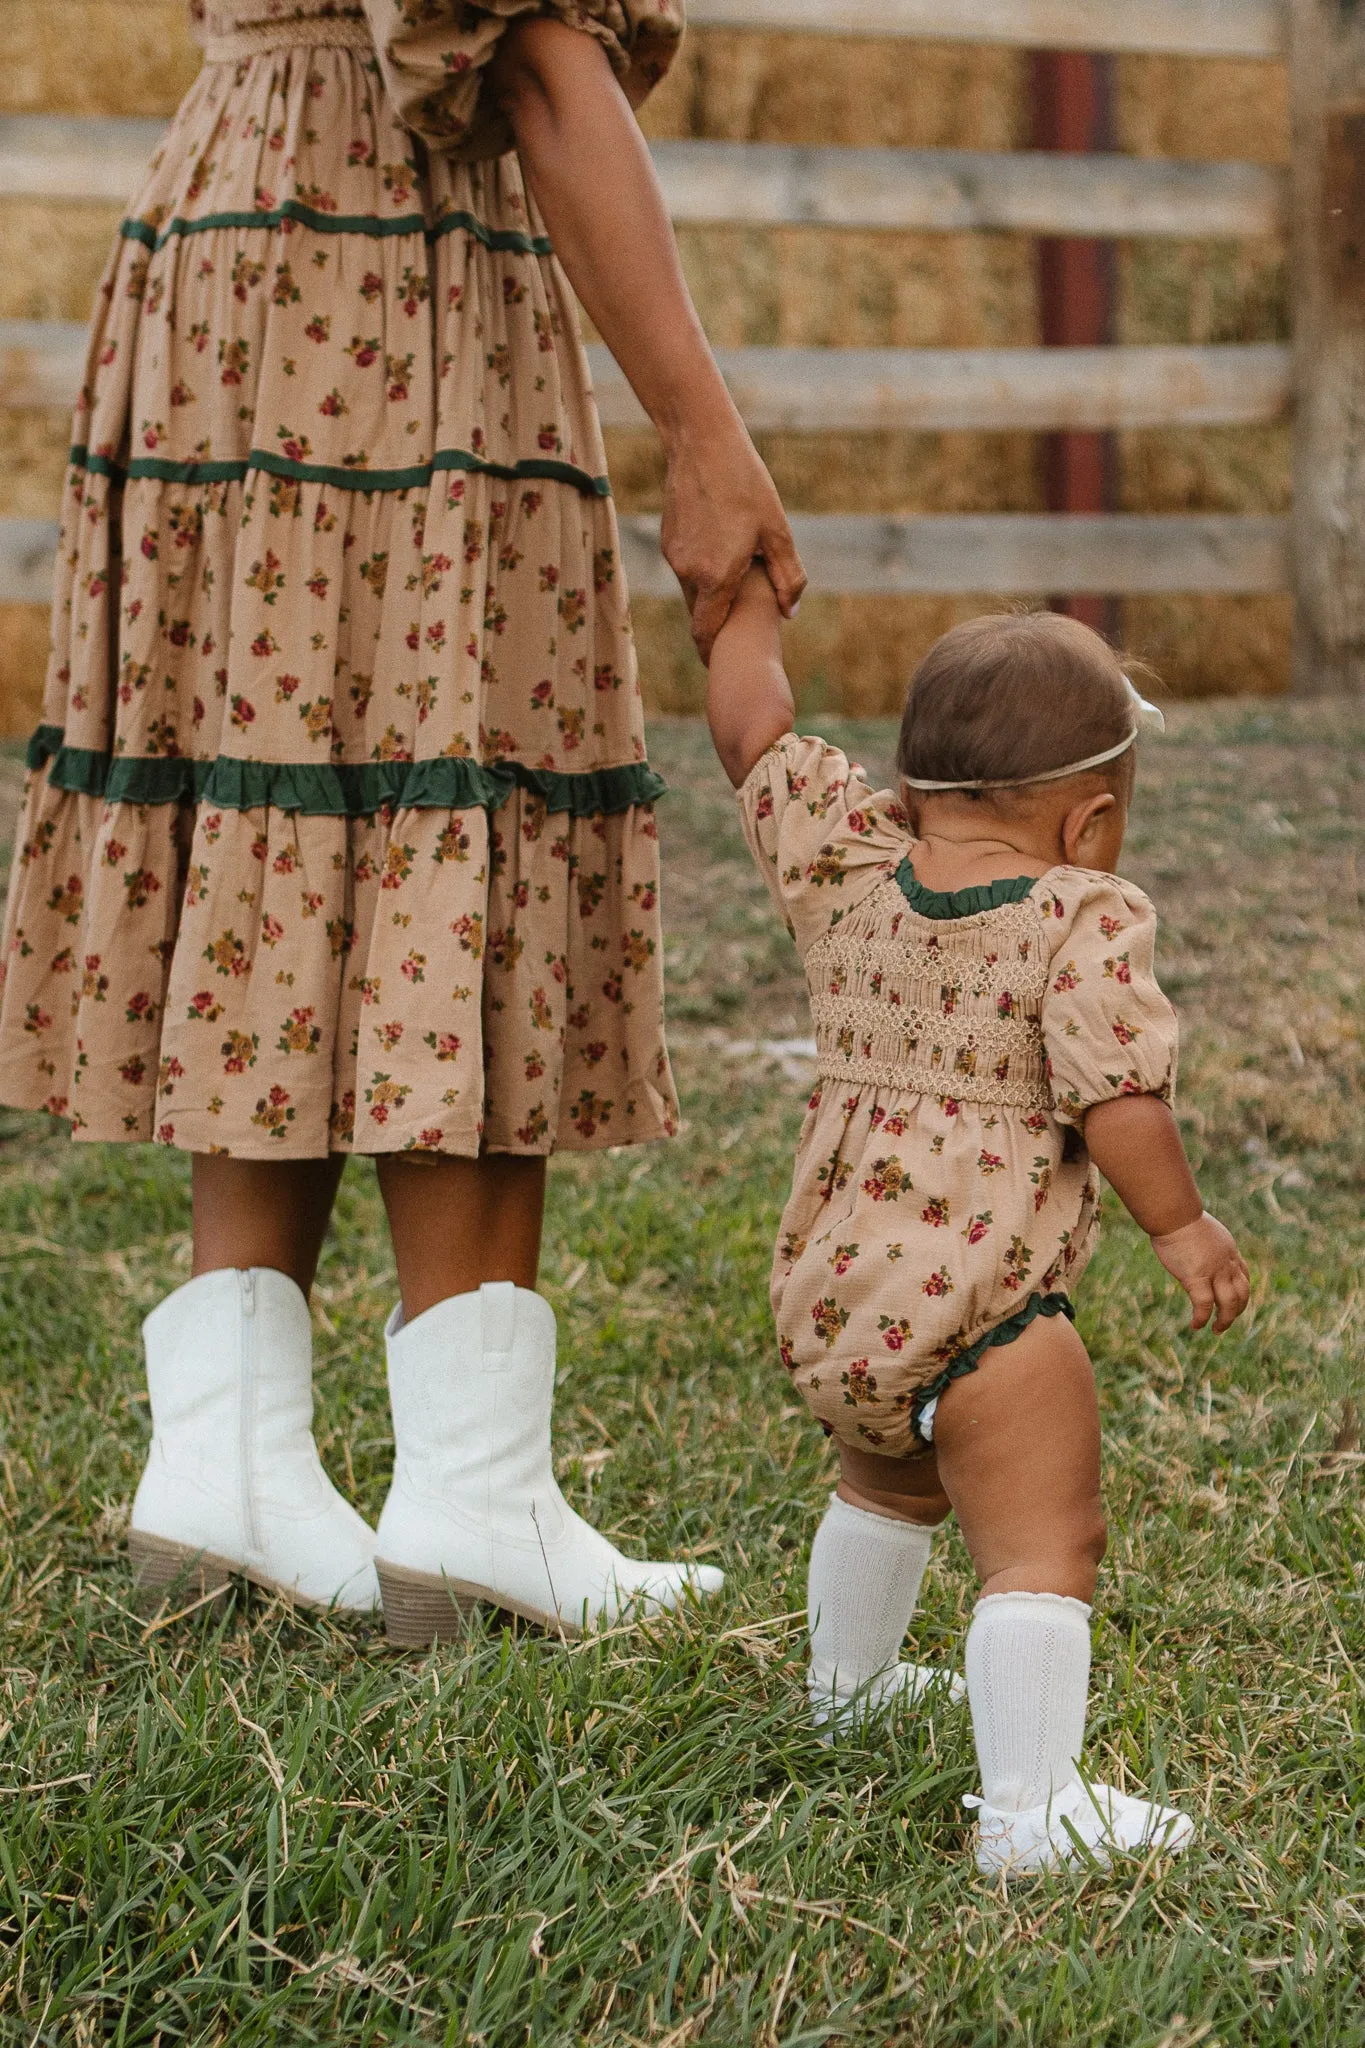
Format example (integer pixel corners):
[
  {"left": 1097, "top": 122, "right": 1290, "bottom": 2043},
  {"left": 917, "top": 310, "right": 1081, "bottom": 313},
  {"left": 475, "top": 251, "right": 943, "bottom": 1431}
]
[{"left": 1061, "top": 790, "right": 1117, "bottom": 866}]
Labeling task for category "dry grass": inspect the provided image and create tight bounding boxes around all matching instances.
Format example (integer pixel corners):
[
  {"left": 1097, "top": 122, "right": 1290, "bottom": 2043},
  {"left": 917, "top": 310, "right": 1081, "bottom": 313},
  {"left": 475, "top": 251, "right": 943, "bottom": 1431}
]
[{"left": 0, "top": 705, "right": 1361, "bottom": 2040}]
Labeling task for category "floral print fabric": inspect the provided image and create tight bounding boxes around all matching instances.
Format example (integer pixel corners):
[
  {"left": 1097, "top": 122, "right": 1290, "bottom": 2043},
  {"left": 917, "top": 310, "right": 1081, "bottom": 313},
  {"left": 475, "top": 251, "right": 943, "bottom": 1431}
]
[
  {"left": 740, "top": 732, "right": 1179, "bottom": 1460},
  {"left": 352, "top": 0, "right": 684, "bottom": 161},
  {"left": 0, "top": 3, "right": 679, "bottom": 1158}
]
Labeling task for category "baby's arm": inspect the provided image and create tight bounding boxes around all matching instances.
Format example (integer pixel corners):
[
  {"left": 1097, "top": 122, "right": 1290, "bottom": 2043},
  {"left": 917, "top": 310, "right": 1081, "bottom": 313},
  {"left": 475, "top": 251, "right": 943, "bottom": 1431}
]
[
  {"left": 1084, "top": 1095, "right": 1249, "bottom": 1333},
  {"left": 706, "top": 563, "right": 796, "bottom": 788}
]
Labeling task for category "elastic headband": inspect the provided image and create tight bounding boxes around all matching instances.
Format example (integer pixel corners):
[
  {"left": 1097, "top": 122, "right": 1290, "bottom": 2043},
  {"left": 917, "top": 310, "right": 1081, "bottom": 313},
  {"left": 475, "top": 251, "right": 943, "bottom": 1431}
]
[{"left": 901, "top": 678, "right": 1166, "bottom": 793}]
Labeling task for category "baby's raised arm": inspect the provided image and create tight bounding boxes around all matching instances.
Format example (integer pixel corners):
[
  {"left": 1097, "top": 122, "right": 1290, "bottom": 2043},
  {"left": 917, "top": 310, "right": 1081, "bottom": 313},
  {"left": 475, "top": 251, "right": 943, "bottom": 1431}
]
[
  {"left": 706, "top": 563, "right": 796, "bottom": 787},
  {"left": 1084, "top": 1095, "right": 1249, "bottom": 1333}
]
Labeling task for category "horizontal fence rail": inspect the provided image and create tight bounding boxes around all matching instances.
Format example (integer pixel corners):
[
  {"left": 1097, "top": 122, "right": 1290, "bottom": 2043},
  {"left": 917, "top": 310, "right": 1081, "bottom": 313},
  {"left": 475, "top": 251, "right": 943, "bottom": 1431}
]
[
  {"left": 1, "top": 514, "right": 1289, "bottom": 604},
  {"left": 0, "top": 323, "right": 88, "bottom": 410},
  {"left": 652, "top": 140, "right": 1284, "bottom": 240},
  {"left": 3, "top": 324, "right": 1291, "bottom": 430},
  {"left": 686, "top": 0, "right": 1285, "bottom": 57},
  {"left": 587, "top": 342, "right": 1291, "bottom": 431},
  {"left": 0, "top": 523, "right": 66, "bottom": 606},
  {"left": 0, "top": 117, "right": 167, "bottom": 204},
  {"left": 0, "top": 118, "right": 1284, "bottom": 243},
  {"left": 619, "top": 512, "right": 1290, "bottom": 595}
]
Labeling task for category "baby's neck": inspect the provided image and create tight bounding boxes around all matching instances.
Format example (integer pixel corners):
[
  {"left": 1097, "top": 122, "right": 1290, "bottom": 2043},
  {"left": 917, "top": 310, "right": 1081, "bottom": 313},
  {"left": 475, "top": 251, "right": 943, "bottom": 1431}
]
[{"left": 908, "top": 825, "right": 1053, "bottom": 895}]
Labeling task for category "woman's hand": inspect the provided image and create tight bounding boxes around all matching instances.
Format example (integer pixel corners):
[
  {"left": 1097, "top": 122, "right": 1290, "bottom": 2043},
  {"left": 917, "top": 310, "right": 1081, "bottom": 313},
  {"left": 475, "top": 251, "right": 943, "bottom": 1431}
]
[
  {"left": 662, "top": 415, "right": 804, "bottom": 662},
  {"left": 492, "top": 17, "right": 805, "bottom": 659}
]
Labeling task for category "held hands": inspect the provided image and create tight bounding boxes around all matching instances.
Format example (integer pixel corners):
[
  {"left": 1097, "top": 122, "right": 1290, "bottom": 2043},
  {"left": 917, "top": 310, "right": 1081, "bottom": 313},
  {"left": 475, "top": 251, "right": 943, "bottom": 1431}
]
[
  {"left": 1150, "top": 1211, "right": 1250, "bottom": 1334},
  {"left": 662, "top": 421, "right": 805, "bottom": 663}
]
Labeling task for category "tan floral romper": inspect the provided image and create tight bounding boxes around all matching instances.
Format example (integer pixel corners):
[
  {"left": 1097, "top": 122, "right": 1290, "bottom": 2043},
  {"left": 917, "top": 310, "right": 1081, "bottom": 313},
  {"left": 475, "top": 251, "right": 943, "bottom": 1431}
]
[
  {"left": 740, "top": 734, "right": 1180, "bottom": 1461},
  {"left": 0, "top": 0, "right": 684, "bottom": 1159}
]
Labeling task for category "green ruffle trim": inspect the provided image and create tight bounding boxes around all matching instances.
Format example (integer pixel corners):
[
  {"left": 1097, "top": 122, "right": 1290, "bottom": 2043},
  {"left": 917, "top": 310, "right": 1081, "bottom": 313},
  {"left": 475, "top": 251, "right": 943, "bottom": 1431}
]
[
  {"left": 121, "top": 205, "right": 552, "bottom": 257},
  {"left": 910, "top": 1291, "right": 1075, "bottom": 1443},
  {"left": 70, "top": 443, "right": 611, "bottom": 500},
  {"left": 25, "top": 726, "right": 665, "bottom": 820},
  {"left": 895, "top": 859, "right": 1040, "bottom": 921}
]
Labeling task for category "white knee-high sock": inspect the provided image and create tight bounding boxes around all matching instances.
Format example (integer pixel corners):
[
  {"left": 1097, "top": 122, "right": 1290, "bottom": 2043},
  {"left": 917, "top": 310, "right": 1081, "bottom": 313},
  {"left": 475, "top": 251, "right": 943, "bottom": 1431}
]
[
  {"left": 808, "top": 1493, "right": 933, "bottom": 1704},
  {"left": 965, "top": 1591, "right": 1092, "bottom": 1811}
]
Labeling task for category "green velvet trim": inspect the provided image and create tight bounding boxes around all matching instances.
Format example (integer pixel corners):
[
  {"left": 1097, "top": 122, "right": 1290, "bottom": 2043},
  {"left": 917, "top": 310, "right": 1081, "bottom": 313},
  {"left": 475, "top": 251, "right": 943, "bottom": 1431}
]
[
  {"left": 25, "top": 726, "right": 665, "bottom": 819},
  {"left": 70, "top": 443, "right": 611, "bottom": 500},
  {"left": 910, "top": 1291, "right": 1075, "bottom": 1442},
  {"left": 895, "top": 859, "right": 1039, "bottom": 920},
  {"left": 121, "top": 205, "right": 552, "bottom": 256}
]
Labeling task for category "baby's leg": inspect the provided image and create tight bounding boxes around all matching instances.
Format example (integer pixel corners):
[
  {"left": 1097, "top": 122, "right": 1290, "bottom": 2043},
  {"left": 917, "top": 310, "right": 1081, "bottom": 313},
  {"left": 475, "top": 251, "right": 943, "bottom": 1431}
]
[
  {"left": 933, "top": 1314, "right": 1191, "bottom": 1869},
  {"left": 932, "top": 1311, "right": 1105, "bottom": 1601},
  {"left": 807, "top": 1443, "right": 960, "bottom": 1733}
]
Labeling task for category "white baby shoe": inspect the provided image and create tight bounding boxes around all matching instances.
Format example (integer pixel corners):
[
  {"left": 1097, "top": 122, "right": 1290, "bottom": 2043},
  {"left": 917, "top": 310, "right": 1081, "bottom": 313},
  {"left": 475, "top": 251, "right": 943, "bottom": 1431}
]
[
  {"left": 810, "top": 1659, "right": 965, "bottom": 1741},
  {"left": 967, "top": 1776, "right": 1196, "bottom": 1874}
]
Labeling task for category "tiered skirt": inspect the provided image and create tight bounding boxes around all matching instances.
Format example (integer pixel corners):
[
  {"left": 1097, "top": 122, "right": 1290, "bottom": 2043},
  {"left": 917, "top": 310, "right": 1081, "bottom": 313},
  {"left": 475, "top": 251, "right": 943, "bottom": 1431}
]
[{"left": 0, "top": 38, "right": 677, "bottom": 1157}]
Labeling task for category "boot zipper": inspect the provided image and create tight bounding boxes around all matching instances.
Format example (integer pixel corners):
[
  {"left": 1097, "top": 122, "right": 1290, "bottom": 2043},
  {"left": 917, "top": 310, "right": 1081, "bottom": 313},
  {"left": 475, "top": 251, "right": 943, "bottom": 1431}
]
[{"left": 240, "top": 1268, "right": 261, "bottom": 1559}]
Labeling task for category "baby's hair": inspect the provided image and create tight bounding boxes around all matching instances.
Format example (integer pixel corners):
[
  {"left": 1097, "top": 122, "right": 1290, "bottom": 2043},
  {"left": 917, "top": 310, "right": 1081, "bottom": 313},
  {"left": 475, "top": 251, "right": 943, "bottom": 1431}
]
[{"left": 896, "top": 611, "right": 1155, "bottom": 795}]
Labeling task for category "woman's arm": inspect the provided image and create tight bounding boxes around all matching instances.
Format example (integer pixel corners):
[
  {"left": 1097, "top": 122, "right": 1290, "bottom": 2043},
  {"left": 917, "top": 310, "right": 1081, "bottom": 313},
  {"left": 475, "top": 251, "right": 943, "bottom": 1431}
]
[
  {"left": 489, "top": 17, "right": 805, "bottom": 660},
  {"left": 706, "top": 564, "right": 795, "bottom": 786}
]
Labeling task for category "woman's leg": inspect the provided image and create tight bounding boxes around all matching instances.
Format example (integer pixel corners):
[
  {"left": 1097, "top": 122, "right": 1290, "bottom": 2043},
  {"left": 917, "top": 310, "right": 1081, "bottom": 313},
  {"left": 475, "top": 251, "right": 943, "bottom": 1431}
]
[
  {"left": 375, "top": 1153, "right": 546, "bottom": 1320},
  {"left": 192, "top": 1154, "right": 347, "bottom": 1298}
]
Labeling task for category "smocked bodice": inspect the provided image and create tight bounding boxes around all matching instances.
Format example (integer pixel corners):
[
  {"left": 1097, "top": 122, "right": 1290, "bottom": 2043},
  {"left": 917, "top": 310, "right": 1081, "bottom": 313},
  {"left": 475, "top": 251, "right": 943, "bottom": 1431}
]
[{"left": 808, "top": 874, "right": 1052, "bottom": 1110}]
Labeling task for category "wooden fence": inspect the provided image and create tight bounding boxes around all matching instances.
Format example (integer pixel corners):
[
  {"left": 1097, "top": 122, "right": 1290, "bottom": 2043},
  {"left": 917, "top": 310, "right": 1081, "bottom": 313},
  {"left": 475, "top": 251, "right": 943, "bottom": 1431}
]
[{"left": 0, "top": 0, "right": 1357, "bottom": 691}]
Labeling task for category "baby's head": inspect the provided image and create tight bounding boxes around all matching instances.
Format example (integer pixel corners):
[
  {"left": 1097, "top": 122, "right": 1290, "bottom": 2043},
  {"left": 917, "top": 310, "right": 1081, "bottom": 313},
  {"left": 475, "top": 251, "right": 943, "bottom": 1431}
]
[{"left": 896, "top": 611, "right": 1163, "bottom": 873}]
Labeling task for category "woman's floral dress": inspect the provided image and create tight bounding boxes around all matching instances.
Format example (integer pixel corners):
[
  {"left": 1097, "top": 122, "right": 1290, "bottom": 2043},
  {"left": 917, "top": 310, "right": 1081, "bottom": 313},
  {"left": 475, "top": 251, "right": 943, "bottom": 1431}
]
[
  {"left": 740, "top": 733, "right": 1179, "bottom": 1460},
  {"left": 0, "top": 0, "right": 684, "bottom": 1159}
]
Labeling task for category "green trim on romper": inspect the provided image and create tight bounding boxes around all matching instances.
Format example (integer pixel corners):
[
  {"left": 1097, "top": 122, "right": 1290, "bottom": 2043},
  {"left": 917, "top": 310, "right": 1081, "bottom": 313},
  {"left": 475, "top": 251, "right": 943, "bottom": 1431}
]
[
  {"left": 895, "top": 859, "right": 1039, "bottom": 920},
  {"left": 120, "top": 206, "right": 553, "bottom": 257},
  {"left": 69, "top": 443, "right": 612, "bottom": 500},
  {"left": 25, "top": 725, "right": 666, "bottom": 820},
  {"left": 909, "top": 1291, "right": 1075, "bottom": 1444}
]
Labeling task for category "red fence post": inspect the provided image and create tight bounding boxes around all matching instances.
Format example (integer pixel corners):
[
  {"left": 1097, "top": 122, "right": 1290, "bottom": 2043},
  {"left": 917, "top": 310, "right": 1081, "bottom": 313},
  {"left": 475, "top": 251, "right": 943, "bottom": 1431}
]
[{"left": 1033, "top": 48, "right": 1120, "bottom": 641}]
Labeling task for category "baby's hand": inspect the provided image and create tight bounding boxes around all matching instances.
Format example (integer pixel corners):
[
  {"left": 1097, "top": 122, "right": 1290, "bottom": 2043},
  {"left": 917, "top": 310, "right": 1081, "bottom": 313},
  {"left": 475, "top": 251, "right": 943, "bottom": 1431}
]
[{"left": 1150, "top": 1211, "right": 1249, "bottom": 1334}]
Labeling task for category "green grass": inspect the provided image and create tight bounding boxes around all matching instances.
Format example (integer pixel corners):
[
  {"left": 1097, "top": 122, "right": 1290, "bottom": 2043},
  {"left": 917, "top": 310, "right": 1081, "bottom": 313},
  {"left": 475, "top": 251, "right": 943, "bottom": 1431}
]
[{"left": 0, "top": 705, "right": 1364, "bottom": 2044}]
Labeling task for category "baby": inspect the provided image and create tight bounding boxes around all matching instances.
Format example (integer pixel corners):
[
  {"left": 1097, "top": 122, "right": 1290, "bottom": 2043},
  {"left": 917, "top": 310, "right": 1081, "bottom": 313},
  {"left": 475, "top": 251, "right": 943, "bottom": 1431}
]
[{"left": 708, "top": 577, "right": 1249, "bottom": 1873}]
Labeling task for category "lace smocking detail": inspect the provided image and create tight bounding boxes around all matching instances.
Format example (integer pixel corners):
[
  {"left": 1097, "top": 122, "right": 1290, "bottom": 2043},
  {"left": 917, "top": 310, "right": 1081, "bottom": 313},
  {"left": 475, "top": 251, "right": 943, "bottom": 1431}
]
[
  {"left": 202, "top": 13, "right": 371, "bottom": 58},
  {"left": 806, "top": 877, "right": 1052, "bottom": 1108}
]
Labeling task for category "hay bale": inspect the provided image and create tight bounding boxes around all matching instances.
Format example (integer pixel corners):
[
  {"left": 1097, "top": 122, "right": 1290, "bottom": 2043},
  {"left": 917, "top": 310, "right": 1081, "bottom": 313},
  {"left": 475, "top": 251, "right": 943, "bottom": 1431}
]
[
  {"left": 1114, "top": 55, "right": 1288, "bottom": 168},
  {"left": 0, "top": 607, "right": 50, "bottom": 737},
  {"left": 0, "top": 413, "right": 70, "bottom": 520},
  {"left": 1121, "top": 594, "right": 1290, "bottom": 697},
  {"left": 642, "top": 31, "right": 1025, "bottom": 151},
  {"left": 0, "top": 2, "right": 199, "bottom": 117},
  {"left": 633, "top": 592, "right": 1008, "bottom": 718},
  {"left": 0, "top": 203, "right": 119, "bottom": 322}
]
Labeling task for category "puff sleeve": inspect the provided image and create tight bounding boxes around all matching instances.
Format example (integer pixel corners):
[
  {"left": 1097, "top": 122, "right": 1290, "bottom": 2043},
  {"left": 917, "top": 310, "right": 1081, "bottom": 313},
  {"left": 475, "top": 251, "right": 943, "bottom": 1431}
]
[
  {"left": 737, "top": 732, "right": 911, "bottom": 958},
  {"left": 1035, "top": 868, "right": 1179, "bottom": 1127},
  {"left": 362, "top": 0, "right": 685, "bottom": 160}
]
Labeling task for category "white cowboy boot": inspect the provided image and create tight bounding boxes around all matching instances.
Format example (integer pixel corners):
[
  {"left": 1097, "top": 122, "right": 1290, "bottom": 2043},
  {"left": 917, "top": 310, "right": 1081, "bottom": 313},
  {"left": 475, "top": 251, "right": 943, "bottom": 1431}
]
[
  {"left": 129, "top": 1267, "right": 380, "bottom": 1612},
  {"left": 374, "top": 1281, "right": 724, "bottom": 1642}
]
